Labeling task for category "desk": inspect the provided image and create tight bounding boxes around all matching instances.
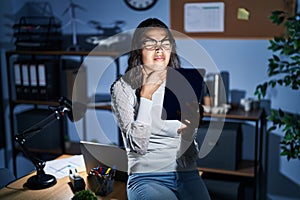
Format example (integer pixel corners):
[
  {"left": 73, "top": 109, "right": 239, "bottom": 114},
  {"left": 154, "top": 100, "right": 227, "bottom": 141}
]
[{"left": 0, "top": 155, "right": 127, "bottom": 200}]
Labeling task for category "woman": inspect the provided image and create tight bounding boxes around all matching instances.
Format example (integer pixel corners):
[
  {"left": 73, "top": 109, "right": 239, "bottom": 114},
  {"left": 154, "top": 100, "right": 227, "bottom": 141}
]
[{"left": 111, "top": 18, "right": 210, "bottom": 200}]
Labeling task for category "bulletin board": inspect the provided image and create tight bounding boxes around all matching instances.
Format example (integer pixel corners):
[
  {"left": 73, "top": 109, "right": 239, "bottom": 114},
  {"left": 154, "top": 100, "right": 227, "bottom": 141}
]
[{"left": 170, "top": 0, "right": 296, "bottom": 39}]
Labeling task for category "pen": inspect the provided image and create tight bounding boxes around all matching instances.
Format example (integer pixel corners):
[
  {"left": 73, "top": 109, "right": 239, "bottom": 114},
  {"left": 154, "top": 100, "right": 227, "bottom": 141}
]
[{"left": 105, "top": 167, "right": 111, "bottom": 174}]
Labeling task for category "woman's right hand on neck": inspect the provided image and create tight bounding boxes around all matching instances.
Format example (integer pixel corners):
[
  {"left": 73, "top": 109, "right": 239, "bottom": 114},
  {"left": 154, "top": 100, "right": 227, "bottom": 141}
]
[{"left": 140, "top": 66, "right": 167, "bottom": 100}]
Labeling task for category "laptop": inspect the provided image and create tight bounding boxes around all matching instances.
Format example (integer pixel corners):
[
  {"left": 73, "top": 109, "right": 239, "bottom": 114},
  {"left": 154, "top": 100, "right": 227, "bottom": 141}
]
[
  {"left": 161, "top": 68, "right": 206, "bottom": 121},
  {"left": 80, "top": 141, "right": 128, "bottom": 181}
]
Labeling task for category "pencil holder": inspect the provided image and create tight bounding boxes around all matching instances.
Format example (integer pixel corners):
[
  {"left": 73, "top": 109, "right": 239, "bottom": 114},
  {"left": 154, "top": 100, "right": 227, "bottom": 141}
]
[{"left": 87, "top": 167, "right": 115, "bottom": 196}]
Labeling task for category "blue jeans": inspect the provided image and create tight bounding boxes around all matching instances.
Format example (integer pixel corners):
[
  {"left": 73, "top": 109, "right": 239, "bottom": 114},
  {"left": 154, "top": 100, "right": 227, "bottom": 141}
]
[{"left": 127, "top": 170, "right": 210, "bottom": 200}]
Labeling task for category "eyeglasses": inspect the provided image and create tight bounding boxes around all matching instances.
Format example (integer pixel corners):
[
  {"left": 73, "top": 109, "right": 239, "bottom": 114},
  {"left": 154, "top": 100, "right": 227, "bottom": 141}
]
[{"left": 142, "top": 38, "right": 172, "bottom": 51}]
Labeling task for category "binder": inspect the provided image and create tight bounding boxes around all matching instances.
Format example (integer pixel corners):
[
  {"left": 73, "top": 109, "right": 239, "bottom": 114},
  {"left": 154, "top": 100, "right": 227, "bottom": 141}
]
[
  {"left": 37, "top": 60, "right": 59, "bottom": 101},
  {"left": 21, "top": 62, "right": 30, "bottom": 100},
  {"left": 13, "top": 62, "right": 22, "bottom": 99},
  {"left": 37, "top": 62, "right": 47, "bottom": 100},
  {"left": 29, "top": 63, "right": 38, "bottom": 100}
]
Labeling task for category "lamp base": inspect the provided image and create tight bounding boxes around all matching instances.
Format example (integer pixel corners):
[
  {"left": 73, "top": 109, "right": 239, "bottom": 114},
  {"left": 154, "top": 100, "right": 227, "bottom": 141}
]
[{"left": 25, "top": 174, "right": 57, "bottom": 190}]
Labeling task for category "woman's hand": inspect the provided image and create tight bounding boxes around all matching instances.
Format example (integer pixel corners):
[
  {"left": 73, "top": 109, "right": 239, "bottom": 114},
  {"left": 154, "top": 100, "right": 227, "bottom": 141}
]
[
  {"left": 178, "top": 102, "right": 204, "bottom": 140},
  {"left": 140, "top": 66, "right": 167, "bottom": 100}
]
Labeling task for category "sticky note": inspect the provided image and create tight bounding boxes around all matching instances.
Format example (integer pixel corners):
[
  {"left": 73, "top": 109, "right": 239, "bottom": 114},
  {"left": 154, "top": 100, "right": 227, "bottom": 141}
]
[{"left": 237, "top": 8, "right": 250, "bottom": 20}]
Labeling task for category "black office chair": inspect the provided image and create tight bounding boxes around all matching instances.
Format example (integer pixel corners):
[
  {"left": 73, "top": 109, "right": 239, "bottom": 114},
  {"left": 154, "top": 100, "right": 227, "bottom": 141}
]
[{"left": 0, "top": 168, "right": 16, "bottom": 189}]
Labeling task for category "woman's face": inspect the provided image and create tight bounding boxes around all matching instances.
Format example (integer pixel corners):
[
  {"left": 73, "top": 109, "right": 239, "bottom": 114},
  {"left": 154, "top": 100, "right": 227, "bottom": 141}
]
[{"left": 141, "top": 27, "right": 172, "bottom": 73}]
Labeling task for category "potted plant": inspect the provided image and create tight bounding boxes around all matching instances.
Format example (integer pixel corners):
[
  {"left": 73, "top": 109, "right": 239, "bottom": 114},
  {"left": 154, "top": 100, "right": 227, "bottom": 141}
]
[
  {"left": 255, "top": 10, "right": 300, "bottom": 160},
  {"left": 72, "top": 190, "right": 97, "bottom": 200}
]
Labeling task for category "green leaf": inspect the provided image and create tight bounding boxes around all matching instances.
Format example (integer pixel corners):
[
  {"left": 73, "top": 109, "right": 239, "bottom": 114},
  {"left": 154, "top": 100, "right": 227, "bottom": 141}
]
[
  {"left": 256, "top": 10, "right": 300, "bottom": 160},
  {"left": 277, "top": 79, "right": 283, "bottom": 85},
  {"left": 279, "top": 109, "right": 284, "bottom": 117},
  {"left": 284, "top": 76, "right": 291, "bottom": 86},
  {"left": 273, "top": 54, "right": 280, "bottom": 61},
  {"left": 268, "top": 126, "right": 277, "bottom": 132},
  {"left": 269, "top": 80, "right": 276, "bottom": 87}
]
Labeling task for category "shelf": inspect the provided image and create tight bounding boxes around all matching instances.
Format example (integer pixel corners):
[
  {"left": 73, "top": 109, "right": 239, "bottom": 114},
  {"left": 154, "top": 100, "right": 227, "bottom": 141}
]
[
  {"left": 201, "top": 108, "right": 266, "bottom": 199},
  {"left": 204, "top": 108, "right": 264, "bottom": 121},
  {"left": 199, "top": 160, "right": 256, "bottom": 178},
  {"left": 6, "top": 50, "right": 121, "bottom": 57},
  {"left": 88, "top": 104, "right": 112, "bottom": 111},
  {"left": 15, "top": 146, "right": 63, "bottom": 155},
  {"left": 12, "top": 100, "right": 60, "bottom": 106},
  {"left": 6, "top": 49, "right": 125, "bottom": 178},
  {"left": 16, "top": 142, "right": 81, "bottom": 156}
]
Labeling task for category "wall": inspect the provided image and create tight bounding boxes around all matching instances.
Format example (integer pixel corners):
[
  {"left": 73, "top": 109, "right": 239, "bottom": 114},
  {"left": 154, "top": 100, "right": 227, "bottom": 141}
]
[{"left": 0, "top": 0, "right": 299, "bottom": 199}]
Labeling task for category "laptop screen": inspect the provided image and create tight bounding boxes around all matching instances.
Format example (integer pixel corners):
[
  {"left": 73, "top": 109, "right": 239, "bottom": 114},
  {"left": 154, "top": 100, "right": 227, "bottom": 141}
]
[{"left": 80, "top": 141, "right": 128, "bottom": 181}]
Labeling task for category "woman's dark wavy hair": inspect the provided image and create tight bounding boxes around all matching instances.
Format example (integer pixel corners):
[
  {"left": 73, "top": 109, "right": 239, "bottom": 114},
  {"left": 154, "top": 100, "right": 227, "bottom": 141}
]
[{"left": 122, "top": 18, "right": 181, "bottom": 91}]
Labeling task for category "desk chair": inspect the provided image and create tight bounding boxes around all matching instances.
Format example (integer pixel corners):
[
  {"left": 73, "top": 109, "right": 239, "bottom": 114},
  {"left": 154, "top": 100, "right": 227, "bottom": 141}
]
[{"left": 0, "top": 168, "right": 16, "bottom": 189}]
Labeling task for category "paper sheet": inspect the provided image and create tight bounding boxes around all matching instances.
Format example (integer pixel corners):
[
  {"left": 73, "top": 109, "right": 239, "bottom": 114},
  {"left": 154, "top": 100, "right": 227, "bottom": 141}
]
[
  {"left": 184, "top": 2, "right": 225, "bottom": 32},
  {"left": 44, "top": 155, "right": 86, "bottom": 179}
]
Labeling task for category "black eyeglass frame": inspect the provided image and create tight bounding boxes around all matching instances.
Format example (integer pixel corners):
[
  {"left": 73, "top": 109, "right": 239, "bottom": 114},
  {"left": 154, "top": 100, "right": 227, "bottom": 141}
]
[{"left": 142, "top": 37, "right": 172, "bottom": 51}]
